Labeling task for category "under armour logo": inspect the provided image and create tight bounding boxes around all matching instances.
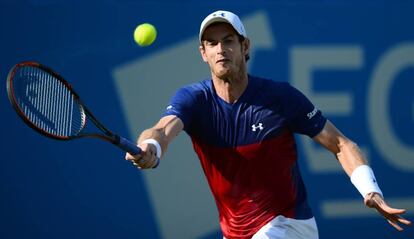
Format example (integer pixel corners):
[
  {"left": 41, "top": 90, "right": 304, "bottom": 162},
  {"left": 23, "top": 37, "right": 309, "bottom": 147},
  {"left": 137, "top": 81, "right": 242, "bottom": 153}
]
[
  {"left": 213, "top": 12, "right": 225, "bottom": 17},
  {"left": 251, "top": 123, "right": 264, "bottom": 132}
]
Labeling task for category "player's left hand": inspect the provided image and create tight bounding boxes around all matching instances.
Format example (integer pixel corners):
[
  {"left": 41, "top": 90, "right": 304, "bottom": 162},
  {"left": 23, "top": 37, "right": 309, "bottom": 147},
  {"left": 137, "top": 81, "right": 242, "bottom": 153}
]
[{"left": 364, "top": 192, "right": 412, "bottom": 231}]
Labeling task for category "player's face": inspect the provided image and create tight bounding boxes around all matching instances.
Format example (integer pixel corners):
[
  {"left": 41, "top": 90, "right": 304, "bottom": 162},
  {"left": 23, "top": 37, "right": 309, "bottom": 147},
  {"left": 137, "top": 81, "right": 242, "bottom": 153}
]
[{"left": 199, "top": 23, "right": 249, "bottom": 80}]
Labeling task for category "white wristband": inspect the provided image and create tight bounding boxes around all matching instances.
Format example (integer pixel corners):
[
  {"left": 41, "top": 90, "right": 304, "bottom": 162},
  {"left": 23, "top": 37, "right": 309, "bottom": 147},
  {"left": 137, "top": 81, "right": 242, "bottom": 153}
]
[
  {"left": 350, "top": 165, "right": 383, "bottom": 198},
  {"left": 141, "top": 139, "right": 162, "bottom": 158}
]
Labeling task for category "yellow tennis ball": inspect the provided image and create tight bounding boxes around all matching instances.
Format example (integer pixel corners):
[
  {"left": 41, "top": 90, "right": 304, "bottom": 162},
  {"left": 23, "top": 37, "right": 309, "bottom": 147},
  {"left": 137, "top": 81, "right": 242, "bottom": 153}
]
[{"left": 134, "top": 23, "right": 157, "bottom": 47}]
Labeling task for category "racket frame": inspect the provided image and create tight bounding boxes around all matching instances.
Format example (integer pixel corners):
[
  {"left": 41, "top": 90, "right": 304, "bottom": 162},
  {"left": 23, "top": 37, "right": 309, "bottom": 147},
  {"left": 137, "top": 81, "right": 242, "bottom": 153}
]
[
  {"left": 6, "top": 61, "right": 162, "bottom": 165},
  {"left": 6, "top": 61, "right": 132, "bottom": 150}
]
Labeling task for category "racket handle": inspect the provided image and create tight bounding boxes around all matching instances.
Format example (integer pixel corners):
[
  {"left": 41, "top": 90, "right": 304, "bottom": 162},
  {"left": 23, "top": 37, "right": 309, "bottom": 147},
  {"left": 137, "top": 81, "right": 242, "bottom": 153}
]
[
  {"left": 118, "top": 137, "right": 160, "bottom": 168},
  {"left": 118, "top": 137, "right": 142, "bottom": 155}
]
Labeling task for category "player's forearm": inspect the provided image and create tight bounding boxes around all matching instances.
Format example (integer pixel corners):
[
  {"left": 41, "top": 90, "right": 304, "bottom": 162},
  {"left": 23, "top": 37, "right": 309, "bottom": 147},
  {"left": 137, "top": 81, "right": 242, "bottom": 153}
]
[
  {"left": 137, "top": 115, "right": 184, "bottom": 157},
  {"left": 313, "top": 120, "right": 367, "bottom": 176},
  {"left": 337, "top": 140, "right": 384, "bottom": 199},
  {"left": 313, "top": 121, "right": 382, "bottom": 198},
  {"left": 335, "top": 139, "right": 367, "bottom": 177},
  {"left": 138, "top": 127, "right": 166, "bottom": 145}
]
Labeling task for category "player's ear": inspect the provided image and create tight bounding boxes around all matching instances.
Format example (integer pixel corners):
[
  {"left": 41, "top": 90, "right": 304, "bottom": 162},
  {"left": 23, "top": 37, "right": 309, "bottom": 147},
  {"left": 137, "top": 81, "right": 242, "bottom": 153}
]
[
  {"left": 242, "top": 37, "right": 250, "bottom": 60},
  {"left": 199, "top": 44, "right": 208, "bottom": 63}
]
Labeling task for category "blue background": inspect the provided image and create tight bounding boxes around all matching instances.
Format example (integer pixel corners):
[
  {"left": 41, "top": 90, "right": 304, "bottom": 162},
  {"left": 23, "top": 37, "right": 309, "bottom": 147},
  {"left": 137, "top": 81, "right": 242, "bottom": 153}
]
[{"left": 1, "top": 0, "right": 413, "bottom": 238}]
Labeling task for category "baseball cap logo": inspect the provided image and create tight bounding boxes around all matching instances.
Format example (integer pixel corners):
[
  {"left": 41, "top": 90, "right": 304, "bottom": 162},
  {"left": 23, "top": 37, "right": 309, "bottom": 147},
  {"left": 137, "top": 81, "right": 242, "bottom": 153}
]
[{"left": 213, "top": 12, "right": 226, "bottom": 17}]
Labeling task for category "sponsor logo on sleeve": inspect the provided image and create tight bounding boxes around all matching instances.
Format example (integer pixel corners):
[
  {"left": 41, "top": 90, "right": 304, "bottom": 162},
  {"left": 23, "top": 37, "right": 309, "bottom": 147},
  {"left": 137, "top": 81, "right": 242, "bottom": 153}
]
[{"left": 307, "top": 108, "right": 318, "bottom": 119}]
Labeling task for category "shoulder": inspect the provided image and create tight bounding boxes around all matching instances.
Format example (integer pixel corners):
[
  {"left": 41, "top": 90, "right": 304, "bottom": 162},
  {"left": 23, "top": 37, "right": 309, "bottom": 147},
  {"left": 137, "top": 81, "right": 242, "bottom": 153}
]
[
  {"left": 248, "top": 76, "right": 313, "bottom": 113},
  {"left": 249, "top": 75, "right": 295, "bottom": 98},
  {"left": 176, "top": 79, "right": 212, "bottom": 99},
  {"left": 250, "top": 75, "right": 287, "bottom": 88}
]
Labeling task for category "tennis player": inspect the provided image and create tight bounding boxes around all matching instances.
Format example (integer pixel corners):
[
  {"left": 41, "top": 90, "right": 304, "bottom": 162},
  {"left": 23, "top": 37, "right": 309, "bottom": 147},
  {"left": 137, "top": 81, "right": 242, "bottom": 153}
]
[{"left": 126, "top": 10, "right": 411, "bottom": 239}]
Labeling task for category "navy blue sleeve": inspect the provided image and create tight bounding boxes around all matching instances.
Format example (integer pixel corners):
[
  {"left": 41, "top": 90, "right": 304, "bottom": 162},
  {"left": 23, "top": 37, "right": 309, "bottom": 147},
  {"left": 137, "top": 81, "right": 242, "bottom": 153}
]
[
  {"left": 281, "top": 83, "right": 327, "bottom": 137},
  {"left": 162, "top": 87, "right": 196, "bottom": 131}
]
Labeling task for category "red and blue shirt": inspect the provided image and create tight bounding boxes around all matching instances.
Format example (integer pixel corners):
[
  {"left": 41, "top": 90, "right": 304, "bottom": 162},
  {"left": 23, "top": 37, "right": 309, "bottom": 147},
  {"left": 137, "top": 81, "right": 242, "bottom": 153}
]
[{"left": 163, "top": 75, "right": 326, "bottom": 239}]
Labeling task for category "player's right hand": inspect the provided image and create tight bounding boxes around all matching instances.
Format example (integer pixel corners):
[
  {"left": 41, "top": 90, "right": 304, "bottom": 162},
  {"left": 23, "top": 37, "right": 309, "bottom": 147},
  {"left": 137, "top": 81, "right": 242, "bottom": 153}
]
[{"left": 125, "top": 142, "right": 158, "bottom": 169}]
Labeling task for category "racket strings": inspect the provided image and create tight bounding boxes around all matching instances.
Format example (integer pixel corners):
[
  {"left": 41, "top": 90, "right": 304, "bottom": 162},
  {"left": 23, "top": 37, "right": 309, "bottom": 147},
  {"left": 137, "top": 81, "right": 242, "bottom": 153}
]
[{"left": 14, "top": 66, "right": 85, "bottom": 137}]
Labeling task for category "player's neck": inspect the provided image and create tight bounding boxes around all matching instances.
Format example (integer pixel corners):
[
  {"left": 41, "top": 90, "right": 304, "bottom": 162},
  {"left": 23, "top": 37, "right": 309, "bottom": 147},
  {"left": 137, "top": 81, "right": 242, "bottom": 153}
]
[{"left": 212, "top": 73, "right": 248, "bottom": 104}]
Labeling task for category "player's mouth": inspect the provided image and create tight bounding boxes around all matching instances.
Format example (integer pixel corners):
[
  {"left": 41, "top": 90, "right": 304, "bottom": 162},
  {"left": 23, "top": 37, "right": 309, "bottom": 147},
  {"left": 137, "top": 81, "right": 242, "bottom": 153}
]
[{"left": 216, "top": 58, "right": 231, "bottom": 64}]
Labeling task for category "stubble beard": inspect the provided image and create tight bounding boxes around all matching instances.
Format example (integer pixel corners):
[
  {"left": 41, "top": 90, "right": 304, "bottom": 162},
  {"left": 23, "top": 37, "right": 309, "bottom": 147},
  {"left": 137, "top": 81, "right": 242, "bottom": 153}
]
[{"left": 213, "top": 59, "right": 246, "bottom": 84}]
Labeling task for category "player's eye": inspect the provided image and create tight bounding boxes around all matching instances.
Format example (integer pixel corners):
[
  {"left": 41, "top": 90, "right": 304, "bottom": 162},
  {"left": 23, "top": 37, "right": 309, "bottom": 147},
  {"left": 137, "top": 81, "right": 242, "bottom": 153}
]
[
  {"left": 223, "top": 38, "right": 234, "bottom": 44},
  {"left": 205, "top": 40, "right": 218, "bottom": 47}
]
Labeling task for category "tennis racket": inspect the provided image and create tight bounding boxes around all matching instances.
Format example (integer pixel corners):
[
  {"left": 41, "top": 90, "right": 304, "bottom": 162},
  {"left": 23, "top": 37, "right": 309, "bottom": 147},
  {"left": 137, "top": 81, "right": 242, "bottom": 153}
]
[{"left": 7, "top": 61, "right": 159, "bottom": 168}]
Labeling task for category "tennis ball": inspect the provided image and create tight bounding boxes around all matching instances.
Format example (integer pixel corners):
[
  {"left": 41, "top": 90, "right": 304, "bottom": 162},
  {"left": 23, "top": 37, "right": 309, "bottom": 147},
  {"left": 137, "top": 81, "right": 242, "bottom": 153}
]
[{"left": 134, "top": 23, "right": 157, "bottom": 47}]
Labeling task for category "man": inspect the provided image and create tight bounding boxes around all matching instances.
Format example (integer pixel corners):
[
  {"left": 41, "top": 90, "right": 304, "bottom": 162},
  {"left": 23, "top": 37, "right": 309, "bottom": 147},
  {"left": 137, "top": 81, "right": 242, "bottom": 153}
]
[{"left": 125, "top": 10, "right": 411, "bottom": 239}]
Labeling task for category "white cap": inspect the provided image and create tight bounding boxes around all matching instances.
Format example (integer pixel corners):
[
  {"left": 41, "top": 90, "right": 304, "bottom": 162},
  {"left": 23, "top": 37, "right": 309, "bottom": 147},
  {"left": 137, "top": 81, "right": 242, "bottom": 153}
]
[{"left": 199, "top": 10, "right": 247, "bottom": 42}]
